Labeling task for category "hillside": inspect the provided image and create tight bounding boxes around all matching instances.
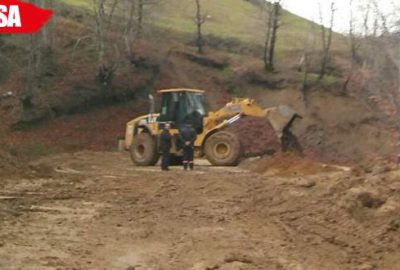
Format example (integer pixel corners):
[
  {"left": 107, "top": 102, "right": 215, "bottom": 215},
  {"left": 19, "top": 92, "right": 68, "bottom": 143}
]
[
  {"left": 0, "top": 0, "right": 346, "bottom": 118},
  {"left": 0, "top": 0, "right": 395, "bottom": 164},
  {"left": 61, "top": 0, "right": 346, "bottom": 54},
  {"left": 154, "top": 0, "right": 345, "bottom": 52},
  {"left": 2, "top": 2, "right": 400, "bottom": 269}
]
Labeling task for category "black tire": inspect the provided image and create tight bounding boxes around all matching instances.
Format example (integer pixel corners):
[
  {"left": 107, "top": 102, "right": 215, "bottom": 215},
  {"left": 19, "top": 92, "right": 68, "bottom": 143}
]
[
  {"left": 204, "top": 131, "right": 242, "bottom": 166},
  {"left": 130, "top": 133, "right": 159, "bottom": 166}
]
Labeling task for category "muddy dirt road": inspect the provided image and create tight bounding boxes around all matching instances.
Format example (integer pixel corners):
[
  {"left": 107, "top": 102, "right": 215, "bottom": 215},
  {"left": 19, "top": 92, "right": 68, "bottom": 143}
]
[{"left": 1, "top": 152, "right": 400, "bottom": 270}]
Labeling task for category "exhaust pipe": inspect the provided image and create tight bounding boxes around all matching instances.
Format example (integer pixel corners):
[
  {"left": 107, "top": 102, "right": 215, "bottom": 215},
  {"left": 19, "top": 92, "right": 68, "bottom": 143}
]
[{"left": 148, "top": 94, "right": 155, "bottom": 115}]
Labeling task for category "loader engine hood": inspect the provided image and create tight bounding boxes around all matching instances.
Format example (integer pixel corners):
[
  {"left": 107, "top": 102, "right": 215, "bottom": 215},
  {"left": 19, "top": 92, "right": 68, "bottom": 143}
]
[{"left": 125, "top": 113, "right": 160, "bottom": 149}]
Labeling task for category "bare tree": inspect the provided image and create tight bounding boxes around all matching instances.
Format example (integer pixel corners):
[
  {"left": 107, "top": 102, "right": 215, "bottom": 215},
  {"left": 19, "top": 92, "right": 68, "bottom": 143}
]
[
  {"left": 93, "top": 0, "right": 107, "bottom": 67},
  {"left": 263, "top": 3, "right": 273, "bottom": 70},
  {"left": 352, "top": 1, "right": 400, "bottom": 161},
  {"left": 371, "top": 0, "right": 389, "bottom": 34},
  {"left": 137, "top": 0, "right": 144, "bottom": 38},
  {"left": 124, "top": 0, "right": 136, "bottom": 57},
  {"left": 194, "top": 0, "right": 206, "bottom": 54},
  {"left": 18, "top": 0, "right": 56, "bottom": 120},
  {"left": 342, "top": 0, "right": 361, "bottom": 93},
  {"left": 92, "top": 0, "right": 121, "bottom": 85},
  {"left": 74, "top": 0, "right": 150, "bottom": 74},
  {"left": 39, "top": 0, "right": 56, "bottom": 50},
  {"left": 348, "top": 0, "right": 360, "bottom": 64},
  {"left": 318, "top": 1, "right": 335, "bottom": 80},
  {"left": 299, "top": 22, "right": 318, "bottom": 105},
  {"left": 362, "top": 1, "right": 371, "bottom": 37},
  {"left": 107, "top": 0, "right": 119, "bottom": 27},
  {"left": 136, "top": 0, "right": 160, "bottom": 39},
  {"left": 263, "top": 0, "right": 281, "bottom": 71}
]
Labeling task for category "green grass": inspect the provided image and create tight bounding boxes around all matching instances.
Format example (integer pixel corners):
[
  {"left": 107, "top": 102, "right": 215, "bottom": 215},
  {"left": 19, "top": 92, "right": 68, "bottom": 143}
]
[
  {"left": 60, "top": 0, "right": 346, "bottom": 55},
  {"left": 301, "top": 73, "right": 341, "bottom": 89},
  {"left": 59, "top": 0, "right": 92, "bottom": 8},
  {"left": 154, "top": 0, "right": 264, "bottom": 41},
  {"left": 152, "top": 0, "right": 329, "bottom": 52}
]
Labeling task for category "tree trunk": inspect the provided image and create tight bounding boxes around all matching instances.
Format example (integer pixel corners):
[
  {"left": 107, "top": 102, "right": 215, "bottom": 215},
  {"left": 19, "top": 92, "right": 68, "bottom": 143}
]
[
  {"left": 267, "top": 2, "right": 280, "bottom": 71},
  {"left": 124, "top": 0, "right": 136, "bottom": 57},
  {"left": 301, "top": 53, "right": 309, "bottom": 105},
  {"left": 137, "top": 0, "right": 144, "bottom": 39},
  {"left": 263, "top": 4, "right": 273, "bottom": 70},
  {"left": 319, "top": 2, "right": 335, "bottom": 80},
  {"left": 94, "top": 0, "right": 106, "bottom": 67},
  {"left": 263, "top": 1, "right": 280, "bottom": 71},
  {"left": 195, "top": 0, "right": 204, "bottom": 54}
]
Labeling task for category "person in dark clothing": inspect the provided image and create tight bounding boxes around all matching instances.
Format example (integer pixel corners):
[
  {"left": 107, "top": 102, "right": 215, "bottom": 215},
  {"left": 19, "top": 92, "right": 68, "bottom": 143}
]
[
  {"left": 185, "top": 110, "right": 204, "bottom": 133},
  {"left": 160, "top": 123, "right": 172, "bottom": 171},
  {"left": 179, "top": 123, "right": 197, "bottom": 170}
]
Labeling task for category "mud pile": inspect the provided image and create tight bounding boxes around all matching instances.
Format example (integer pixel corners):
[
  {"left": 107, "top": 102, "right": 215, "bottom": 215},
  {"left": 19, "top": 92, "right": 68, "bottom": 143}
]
[
  {"left": 227, "top": 116, "right": 280, "bottom": 157},
  {"left": 245, "top": 152, "right": 335, "bottom": 176}
]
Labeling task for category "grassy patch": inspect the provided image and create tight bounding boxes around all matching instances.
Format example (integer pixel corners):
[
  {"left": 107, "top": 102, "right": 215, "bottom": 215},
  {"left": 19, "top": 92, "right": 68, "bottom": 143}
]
[
  {"left": 302, "top": 73, "right": 340, "bottom": 89},
  {"left": 59, "top": 0, "right": 92, "bottom": 8},
  {"left": 60, "top": 0, "right": 346, "bottom": 55}
]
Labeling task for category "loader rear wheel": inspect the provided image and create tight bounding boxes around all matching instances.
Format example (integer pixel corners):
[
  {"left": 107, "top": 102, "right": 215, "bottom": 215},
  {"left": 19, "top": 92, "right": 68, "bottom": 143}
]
[
  {"left": 130, "top": 133, "right": 159, "bottom": 166},
  {"left": 204, "top": 131, "right": 242, "bottom": 166}
]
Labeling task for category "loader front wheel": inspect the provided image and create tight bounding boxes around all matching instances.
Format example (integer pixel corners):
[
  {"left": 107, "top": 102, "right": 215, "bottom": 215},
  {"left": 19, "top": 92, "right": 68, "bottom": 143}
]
[
  {"left": 204, "top": 131, "right": 242, "bottom": 166},
  {"left": 130, "top": 133, "right": 159, "bottom": 166}
]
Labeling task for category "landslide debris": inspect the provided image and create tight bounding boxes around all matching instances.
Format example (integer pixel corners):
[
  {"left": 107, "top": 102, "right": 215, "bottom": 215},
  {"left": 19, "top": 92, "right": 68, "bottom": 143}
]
[
  {"left": 243, "top": 151, "right": 336, "bottom": 176},
  {"left": 227, "top": 116, "right": 281, "bottom": 157}
]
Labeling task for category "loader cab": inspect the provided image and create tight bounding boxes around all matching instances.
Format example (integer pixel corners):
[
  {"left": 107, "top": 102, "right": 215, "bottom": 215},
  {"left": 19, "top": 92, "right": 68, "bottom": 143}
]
[{"left": 158, "top": 89, "right": 205, "bottom": 133}]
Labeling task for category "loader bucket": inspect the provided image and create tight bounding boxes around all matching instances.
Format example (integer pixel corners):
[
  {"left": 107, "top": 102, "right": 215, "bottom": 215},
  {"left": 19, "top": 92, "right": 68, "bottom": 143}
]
[{"left": 265, "top": 105, "right": 299, "bottom": 138}]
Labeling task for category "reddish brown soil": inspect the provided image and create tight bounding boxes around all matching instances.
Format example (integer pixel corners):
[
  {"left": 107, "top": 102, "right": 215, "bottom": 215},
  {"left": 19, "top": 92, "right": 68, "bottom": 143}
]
[
  {"left": 249, "top": 152, "right": 336, "bottom": 176},
  {"left": 227, "top": 116, "right": 281, "bottom": 157},
  {"left": 6, "top": 101, "right": 147, "bottom": 152}
]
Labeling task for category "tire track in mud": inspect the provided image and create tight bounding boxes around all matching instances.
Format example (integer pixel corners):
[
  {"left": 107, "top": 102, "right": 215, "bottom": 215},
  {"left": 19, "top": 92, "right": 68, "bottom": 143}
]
[
  {"left": 239, "top": 170, "right": 400, "bottom": 270},
  {"left": 1, "top": 151, "right": 400, "bottom": 270}
]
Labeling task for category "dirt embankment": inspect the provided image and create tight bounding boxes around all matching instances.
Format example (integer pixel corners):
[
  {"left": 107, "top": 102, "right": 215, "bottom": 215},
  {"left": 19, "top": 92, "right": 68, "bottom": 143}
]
[
  {"left": 220, "top": 88, "right": 395, "bottom": 166},
  {"left": 244, "top": 88, "right": 397, "bottom": 165},
  {"left": 1, "top": 37, "right": 396, "bottom": 165}
]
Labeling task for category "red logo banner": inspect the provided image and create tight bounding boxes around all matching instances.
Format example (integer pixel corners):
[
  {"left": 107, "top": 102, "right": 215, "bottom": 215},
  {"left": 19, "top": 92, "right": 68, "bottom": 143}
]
[{"left": 0, "top": 0, "right": 53, "bottom": 34}]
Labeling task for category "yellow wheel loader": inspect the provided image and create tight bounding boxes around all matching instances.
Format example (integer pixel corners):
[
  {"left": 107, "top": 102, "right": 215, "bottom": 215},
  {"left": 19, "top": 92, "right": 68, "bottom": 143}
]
[{"left": 124, "top": 88, "right": 299, "bottom": 166}]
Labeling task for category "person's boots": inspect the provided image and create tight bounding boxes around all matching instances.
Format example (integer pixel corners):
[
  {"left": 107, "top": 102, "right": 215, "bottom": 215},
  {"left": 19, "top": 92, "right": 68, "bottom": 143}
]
[
  {"left": 189, "top": 162, "right": 194, "bottom": 170},
  {"left": 183, "top": 162, "right": 188, "bottom": 171}
]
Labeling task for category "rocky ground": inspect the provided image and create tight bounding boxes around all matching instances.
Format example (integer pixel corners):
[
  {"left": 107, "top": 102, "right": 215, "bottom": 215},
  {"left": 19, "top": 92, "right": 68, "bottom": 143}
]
[{"left": 1, "top": 151, "right": 400, "bottom": 270}]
